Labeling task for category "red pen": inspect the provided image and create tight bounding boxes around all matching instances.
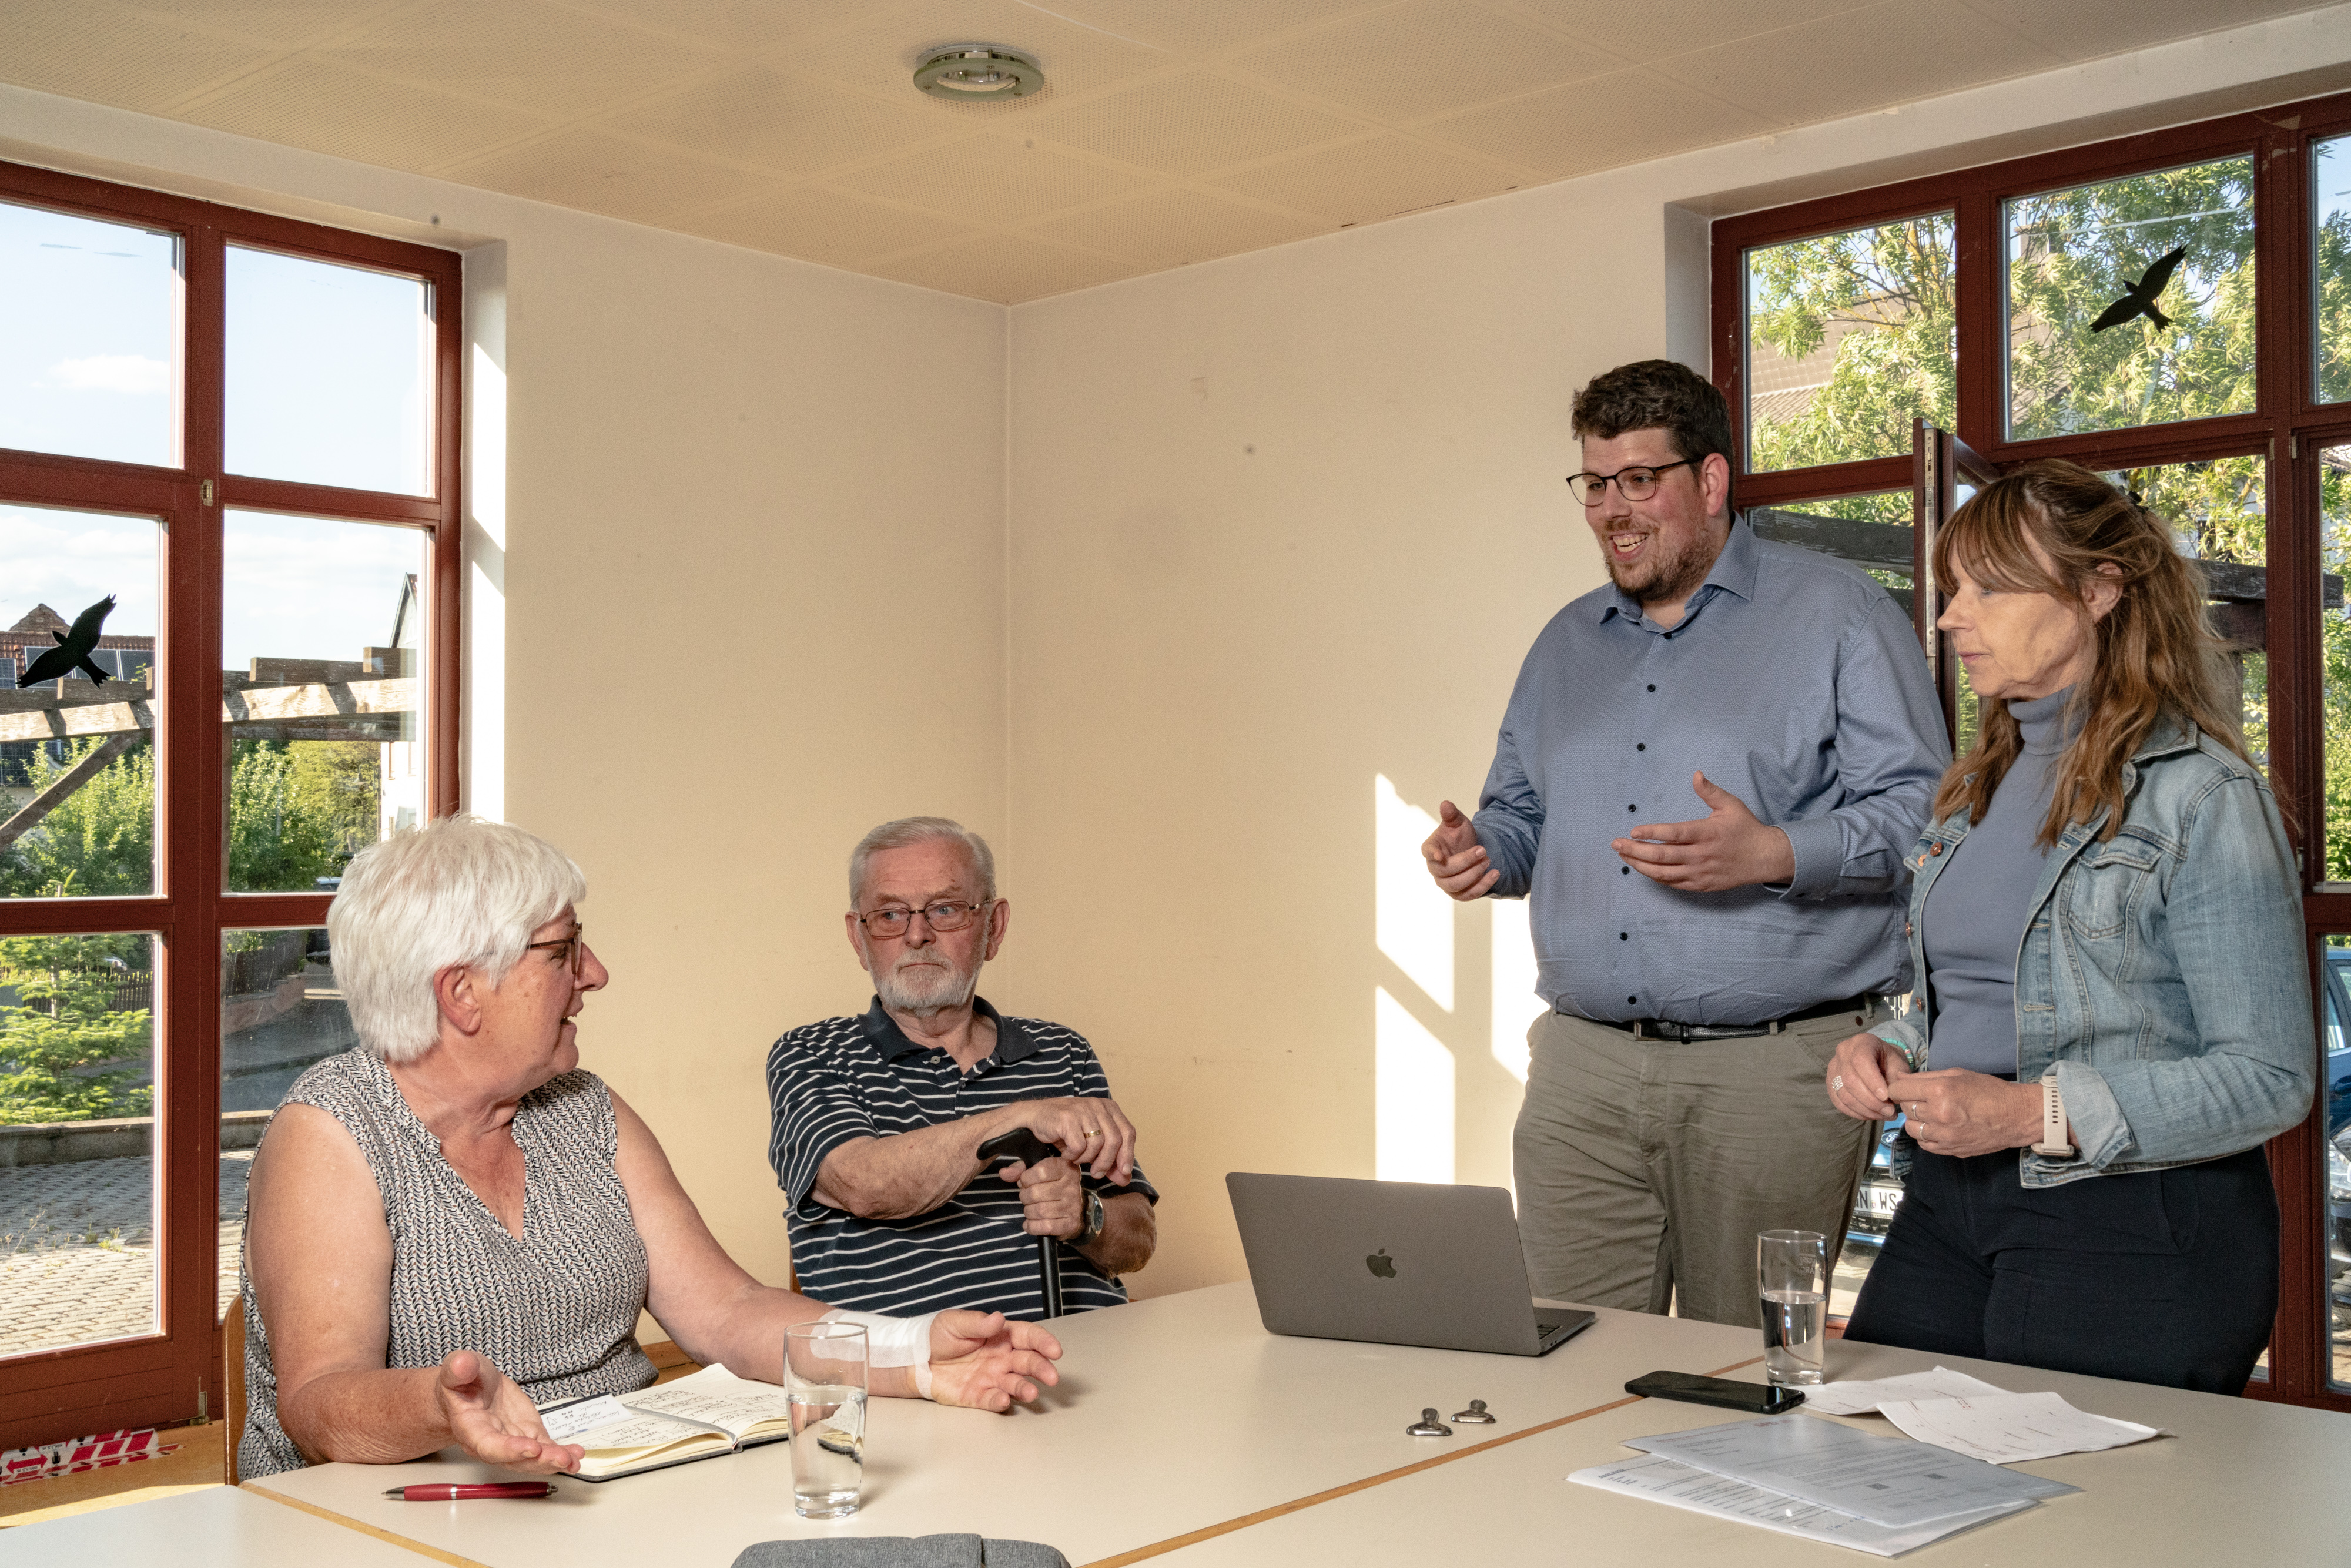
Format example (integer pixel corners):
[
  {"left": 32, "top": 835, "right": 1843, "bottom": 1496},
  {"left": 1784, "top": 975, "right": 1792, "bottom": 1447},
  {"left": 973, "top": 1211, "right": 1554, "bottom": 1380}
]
[{"left": 383, "top": 1482, "right": 555, "bottom": 1501}]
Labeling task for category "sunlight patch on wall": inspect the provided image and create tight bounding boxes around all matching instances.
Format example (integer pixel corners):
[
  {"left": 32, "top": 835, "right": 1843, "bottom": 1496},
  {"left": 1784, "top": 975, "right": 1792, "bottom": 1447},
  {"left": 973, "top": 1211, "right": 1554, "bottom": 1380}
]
[
  {"left": 1489, "top": 895, "right": 1543, "bottom": 1084},
  {"left": 1374, "top": 986, "right": 1454, "bottom": 1183},
  {"left": 1375, "top": 773, "right": 1452, "bottom": 1010}
]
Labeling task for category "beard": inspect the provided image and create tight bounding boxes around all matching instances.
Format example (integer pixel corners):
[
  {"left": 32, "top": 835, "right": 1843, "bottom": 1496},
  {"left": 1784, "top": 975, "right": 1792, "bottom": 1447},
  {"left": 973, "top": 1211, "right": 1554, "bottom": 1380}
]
[
  {"left": 1604, "top": 524, "right": 1717, "bottom": 609},
  {"left": 873, "top": 947, "right": 980, "bottom": 1016}
]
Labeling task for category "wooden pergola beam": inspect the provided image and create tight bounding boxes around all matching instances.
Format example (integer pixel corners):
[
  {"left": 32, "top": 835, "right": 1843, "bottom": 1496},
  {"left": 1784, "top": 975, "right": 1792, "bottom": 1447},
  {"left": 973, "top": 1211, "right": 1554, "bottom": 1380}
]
[{"left": 0, "top": 678, "right": 416, "bottom": 745}]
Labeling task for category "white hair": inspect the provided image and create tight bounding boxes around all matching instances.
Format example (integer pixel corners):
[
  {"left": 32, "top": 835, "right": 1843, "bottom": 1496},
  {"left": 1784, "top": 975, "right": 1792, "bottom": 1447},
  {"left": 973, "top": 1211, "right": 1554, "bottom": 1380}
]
[
  {"left": 329, "top": 815, "right": 587, "bottom": 1064},
  {"left": 847, "top": 816, "right": 996, "bottom": 907}
]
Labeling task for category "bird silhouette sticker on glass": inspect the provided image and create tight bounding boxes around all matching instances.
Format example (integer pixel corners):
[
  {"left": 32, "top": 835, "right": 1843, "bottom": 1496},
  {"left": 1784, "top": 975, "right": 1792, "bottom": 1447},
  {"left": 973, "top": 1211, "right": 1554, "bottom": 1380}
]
[
  {"left": 2090, "top": 246, "right": 2187, "bottom": 333},
  {"left": 18, "top": 596, "right": 120, "bottom": 688}
]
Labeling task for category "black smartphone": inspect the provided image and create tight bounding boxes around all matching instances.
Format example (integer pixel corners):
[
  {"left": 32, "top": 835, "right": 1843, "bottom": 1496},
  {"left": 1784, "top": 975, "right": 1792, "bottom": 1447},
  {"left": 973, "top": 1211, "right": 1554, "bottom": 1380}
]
[{"left": 1624, "top": 1370, "right": 1804, "bottom": 1415}]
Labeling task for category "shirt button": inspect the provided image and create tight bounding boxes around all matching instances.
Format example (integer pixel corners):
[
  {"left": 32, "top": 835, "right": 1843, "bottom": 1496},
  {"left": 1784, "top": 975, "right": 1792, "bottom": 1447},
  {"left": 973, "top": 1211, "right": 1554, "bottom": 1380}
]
[
  {"left": 1627, "top": 804, "right": 1637, "bottom": 812},
  {"left": 1627, "top": 995, "right": 1639, "bottom": 1005},
  {"left": 1636, "top": 743, "right": 1645, "bottom": 751},
  {"left": 1621, "top": 866, "right": 1630, "bottom": 875},
  {"left": 1619, "top": 932, "right": 1629, "bottom": 940},
  {"left": 1647, "top": 684, "right": 1656, "bottom": 692}
]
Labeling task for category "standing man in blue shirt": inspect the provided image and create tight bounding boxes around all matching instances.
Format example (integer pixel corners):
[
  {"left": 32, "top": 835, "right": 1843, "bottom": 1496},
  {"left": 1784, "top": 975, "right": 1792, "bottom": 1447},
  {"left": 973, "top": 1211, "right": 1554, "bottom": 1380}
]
[{"left": 1422, "top": 360, "right": 1947, "bottom": 1326}]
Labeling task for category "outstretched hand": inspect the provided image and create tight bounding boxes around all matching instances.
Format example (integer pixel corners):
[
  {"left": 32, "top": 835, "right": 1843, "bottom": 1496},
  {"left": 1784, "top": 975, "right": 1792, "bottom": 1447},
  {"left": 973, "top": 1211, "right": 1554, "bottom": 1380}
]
[
  {"left": 433, "top": 1349, "right": 583, "bottom": 1474},
  {"left": 1613, "top": 772, "right": 1794, "bottom": 892},
  {"left": 925, "top": 1311, "right": 1064, "bottom": 1412},
  {"left": 1422, "top": 800, "right": 1497, "bottom": 901}
]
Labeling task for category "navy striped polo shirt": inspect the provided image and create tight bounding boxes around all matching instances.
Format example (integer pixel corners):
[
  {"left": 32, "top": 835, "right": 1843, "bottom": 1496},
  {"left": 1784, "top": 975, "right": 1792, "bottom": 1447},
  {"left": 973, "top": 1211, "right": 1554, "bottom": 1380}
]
[{"left": 765, "top": 997, "right": 1157, "bottom": 1319}]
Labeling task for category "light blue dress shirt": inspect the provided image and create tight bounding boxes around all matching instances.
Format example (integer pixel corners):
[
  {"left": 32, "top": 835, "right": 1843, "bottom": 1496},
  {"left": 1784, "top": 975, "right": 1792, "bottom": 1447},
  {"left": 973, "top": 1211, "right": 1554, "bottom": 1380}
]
[{"left": 1473, "top": 518, "right": 1949, "bottom": 1025}]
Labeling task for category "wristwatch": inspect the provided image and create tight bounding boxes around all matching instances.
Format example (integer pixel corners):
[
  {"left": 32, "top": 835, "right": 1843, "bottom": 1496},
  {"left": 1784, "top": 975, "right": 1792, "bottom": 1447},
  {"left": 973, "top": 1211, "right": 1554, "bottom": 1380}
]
[
  {"left": 2032, "top": 1066, "right": 2078, "bottom": 1158},
  {"left": 1077, "top": 1187, "right": 1106, "bottom": 1245}
]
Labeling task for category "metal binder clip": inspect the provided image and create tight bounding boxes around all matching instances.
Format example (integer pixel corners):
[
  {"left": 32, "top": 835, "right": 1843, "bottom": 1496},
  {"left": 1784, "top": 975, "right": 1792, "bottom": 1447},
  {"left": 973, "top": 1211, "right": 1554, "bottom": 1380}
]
[
  {"left": 1451, "top": 1399, "right": 1496, "bottom": 1425},
  {"left": 1405, "top": 1408, "right": 1452, "bottom": 1437}
]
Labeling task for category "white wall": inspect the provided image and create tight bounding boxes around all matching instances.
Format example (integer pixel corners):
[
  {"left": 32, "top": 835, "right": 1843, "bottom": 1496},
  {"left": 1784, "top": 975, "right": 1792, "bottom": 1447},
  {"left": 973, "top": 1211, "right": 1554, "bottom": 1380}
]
[
  {"left": 0, "top": 86, "right": 1011, "bottom": 1299},
  {"left": 1004, "top": 9, "right": 2351, "bottom": 1298}
]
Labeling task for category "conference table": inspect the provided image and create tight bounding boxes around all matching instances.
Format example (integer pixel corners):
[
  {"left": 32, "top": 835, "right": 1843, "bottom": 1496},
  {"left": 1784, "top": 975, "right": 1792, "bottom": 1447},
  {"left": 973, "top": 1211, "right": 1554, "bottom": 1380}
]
[{"left": 12, "top": 1281, "right": 2350, "bottom": 1565}]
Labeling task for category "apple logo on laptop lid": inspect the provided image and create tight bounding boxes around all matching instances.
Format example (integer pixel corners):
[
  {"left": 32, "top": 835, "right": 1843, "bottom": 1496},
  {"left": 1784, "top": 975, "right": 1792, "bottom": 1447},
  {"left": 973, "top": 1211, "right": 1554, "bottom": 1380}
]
[{"left": 1365, "top": 1249, "right": 1397, "bottom": 1278}]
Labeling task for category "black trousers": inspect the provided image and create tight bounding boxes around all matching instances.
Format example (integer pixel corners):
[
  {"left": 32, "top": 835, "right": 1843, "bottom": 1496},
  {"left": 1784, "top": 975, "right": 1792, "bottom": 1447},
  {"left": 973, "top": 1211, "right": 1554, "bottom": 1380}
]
[{"left": 1842, "top": 1144, "right": 2277, "bottom": 1394}]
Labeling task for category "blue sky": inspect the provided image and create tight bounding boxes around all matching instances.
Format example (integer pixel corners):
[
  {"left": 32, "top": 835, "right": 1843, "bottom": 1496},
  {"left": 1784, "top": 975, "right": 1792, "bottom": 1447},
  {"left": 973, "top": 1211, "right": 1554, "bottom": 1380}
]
[{"left": 0, "top": 197, "right": 431, "bottom": 669}]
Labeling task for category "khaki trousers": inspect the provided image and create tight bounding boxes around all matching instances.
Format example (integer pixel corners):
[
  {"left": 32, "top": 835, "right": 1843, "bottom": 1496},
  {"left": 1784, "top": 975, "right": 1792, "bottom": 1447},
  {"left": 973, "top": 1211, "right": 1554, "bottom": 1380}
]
[{"left": 1512, "top": 1003, "right": 1880, "bottom": 1328}]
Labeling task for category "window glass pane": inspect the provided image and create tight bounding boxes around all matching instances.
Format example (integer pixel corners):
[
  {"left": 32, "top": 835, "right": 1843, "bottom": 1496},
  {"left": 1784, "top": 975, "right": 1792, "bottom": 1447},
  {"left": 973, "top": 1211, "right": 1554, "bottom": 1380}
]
[
  {"left": 226, "top": 247, "right": 431, "bottom": 495},
  {"left": 1746, "top": 214, "right": 1955, "bottom": 473},
  {"left": 0, "top": 200, "right": 178, "bottom": 469},
  {"left": 2316, "top": 134, "right": 2351, "bottom": 406},
  {"left": 2320, "top": 445, "right": 2351, "bottom": 882},
  {"left": 1747, "top": 489, "right": 1915, "bottom": 605},
  {"left": 223, "top": 511, "right": 424, "bottom": 892},
  {"left": 2323, "top": 934, "right": 2351, "bottom": 1391},
  {"left": 0, "top": 505, "right": 160, "bottom": 898},
  {"left": 220, "top": 926, "right": 353, "bottom": 1320},
  {"left": 2007, "top": 156, "right": 2256, "bottom": 440},
  {"left": 0, "top": 932, "right": 160, "bottom": 1356},
  {"left": 2102, "top": 457, "right": 2267, "bottom": 772}
]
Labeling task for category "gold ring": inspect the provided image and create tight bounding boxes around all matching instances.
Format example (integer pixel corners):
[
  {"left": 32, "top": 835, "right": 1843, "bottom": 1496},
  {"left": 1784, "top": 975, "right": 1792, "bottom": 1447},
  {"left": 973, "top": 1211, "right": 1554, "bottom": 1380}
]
[{"left": 1084, "top": 1128, "right": 1100, "bottom": 1137}]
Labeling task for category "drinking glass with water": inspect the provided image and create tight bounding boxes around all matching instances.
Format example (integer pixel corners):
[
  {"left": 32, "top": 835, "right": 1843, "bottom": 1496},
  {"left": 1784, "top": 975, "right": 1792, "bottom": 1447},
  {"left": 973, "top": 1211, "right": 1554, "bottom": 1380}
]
[
  {"left": 785, "top": 1321, "right": 869, "bottom": 1519},
  {"left": 1757, "top": 1229, "right": 1827, "bottom": 1386}
]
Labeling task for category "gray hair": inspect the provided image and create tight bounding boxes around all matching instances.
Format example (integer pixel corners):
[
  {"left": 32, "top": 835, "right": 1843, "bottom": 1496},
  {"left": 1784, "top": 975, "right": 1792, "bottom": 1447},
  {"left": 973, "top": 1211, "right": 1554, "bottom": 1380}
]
[
  {"left": 328, "top": 815, "right": 588, "bottom": 1064},
  {"left": 848, "top": 817, "right": 997, "bottom": 908}
]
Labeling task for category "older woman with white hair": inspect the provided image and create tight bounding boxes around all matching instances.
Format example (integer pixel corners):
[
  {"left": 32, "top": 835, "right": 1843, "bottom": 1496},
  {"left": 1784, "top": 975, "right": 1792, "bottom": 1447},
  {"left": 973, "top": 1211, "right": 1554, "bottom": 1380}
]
[{"left": 237, "top": 816, "right": 1062, "bottom": 1480}]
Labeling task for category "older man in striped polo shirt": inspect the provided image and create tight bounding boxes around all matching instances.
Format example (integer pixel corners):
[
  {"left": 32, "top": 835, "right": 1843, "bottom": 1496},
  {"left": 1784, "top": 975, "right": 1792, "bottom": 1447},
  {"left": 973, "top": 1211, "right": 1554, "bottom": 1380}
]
[{"left": 766, "top": 817, "right": 1157, "bottom": 1319}]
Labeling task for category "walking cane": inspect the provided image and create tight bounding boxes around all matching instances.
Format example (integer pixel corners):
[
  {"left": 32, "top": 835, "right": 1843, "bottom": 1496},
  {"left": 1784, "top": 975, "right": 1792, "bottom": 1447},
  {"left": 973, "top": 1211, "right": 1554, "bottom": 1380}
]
[{"left": 975, "top": 1127, "right": 1067, "bottom": 1319}]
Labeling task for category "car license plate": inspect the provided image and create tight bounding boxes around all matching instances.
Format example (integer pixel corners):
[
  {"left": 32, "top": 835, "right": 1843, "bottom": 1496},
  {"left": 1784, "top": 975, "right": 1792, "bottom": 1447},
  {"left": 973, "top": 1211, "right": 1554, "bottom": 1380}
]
[{"left": 1861, "top": 1187, "right": 1904, "bottom": 1217}]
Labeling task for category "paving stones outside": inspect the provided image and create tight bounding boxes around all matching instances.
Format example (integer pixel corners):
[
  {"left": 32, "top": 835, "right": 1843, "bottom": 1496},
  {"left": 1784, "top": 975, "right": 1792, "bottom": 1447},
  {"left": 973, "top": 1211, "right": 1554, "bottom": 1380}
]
[{"left": 0, "top": 1153, "right": 250, "bottom": 1358}]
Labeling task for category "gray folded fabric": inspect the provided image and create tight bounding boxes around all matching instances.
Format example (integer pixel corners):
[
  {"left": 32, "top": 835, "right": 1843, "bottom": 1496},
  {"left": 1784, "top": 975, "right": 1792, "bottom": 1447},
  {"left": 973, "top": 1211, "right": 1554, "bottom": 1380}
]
[{"left": 729, "top": 1536, "right": 1070, "bottom": 1568}]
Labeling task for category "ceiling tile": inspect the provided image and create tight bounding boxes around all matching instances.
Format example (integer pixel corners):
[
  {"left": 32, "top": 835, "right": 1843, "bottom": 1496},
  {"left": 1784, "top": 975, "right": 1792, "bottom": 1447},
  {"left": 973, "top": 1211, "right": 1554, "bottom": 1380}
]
[
  {"left": 182, "top": 58, "right": 554, "bottom": 169},
  {"left": 1650, "top": 0, "right": 2062, "bottom": 126},
  {"left": 1025, "top": 187, "right": 1329, "bottom": 266},
  {"left": 674, "top": 183, "right": 980, "bottom": 266},
  {"left": 789, "top": 0, "right": 1176, "bottom": 116},
  {"left": 835, "top": 133, "right": 1156, "bottom": 225},
  {"left": 868, "top": 232, "right": 1147, "bottom": 304},
  {"left": 1035, "top": 0, "right": 1392, "bottom": 56},
  {"left": 1508, "top": 0, "right": 1868, "bottom": 65},
  {"left": 1018, "top": 70, "right": 1365, "bottom": 177},
  {"left": 112, "top": 0, "right": 407, "bottom": 49},
  {"left": 1421, "top": 65, "right": 1771, "bottom": 177},
  {"left": 1233, "top": 0, "right": 1625, "bottom": 122},
  {"left": 561, "top": 0, "right": 856, "bottom": 52},
  {"left": 445, "top": 127, "right": 762, "bottom": 223},
  {"left": 604, "top": 65, "right": 950, "bottom": 177},
  {"left": 0, "top": 1, "right": 280, "bottom": 113},
  {"left": 316, "top": 0, "right": 726, "bottom": 118},
  {"left": 1954, "top": 0, "right": 2334, "bottom": 63},
  {"left": 1210, "top": 132, "right": 1517, "bottom": 225}
]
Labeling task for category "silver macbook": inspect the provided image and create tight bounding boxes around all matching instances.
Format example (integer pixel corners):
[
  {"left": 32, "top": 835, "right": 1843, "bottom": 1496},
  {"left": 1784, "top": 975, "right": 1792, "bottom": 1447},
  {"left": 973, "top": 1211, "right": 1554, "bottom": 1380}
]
[{"left": 1227, "top": 1173, "right": 1596, "bottom": 1357}]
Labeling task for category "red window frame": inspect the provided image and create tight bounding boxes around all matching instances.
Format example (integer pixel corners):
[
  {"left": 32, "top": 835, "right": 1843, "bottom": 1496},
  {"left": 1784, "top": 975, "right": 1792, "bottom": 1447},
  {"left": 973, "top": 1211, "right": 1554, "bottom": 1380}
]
[
  {"left": 1712, "top": 87, "right": 2351, "bottom": 1411},
  {"left": 0, "top": 160, "right": 461, "bottom": 1449}
]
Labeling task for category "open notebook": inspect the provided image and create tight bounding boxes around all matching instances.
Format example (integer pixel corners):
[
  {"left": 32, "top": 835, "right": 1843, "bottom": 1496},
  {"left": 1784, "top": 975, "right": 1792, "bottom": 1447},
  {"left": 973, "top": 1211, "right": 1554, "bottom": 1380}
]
[{"left": 535, "top": 1363, "right": 795, "bottom": 1482}]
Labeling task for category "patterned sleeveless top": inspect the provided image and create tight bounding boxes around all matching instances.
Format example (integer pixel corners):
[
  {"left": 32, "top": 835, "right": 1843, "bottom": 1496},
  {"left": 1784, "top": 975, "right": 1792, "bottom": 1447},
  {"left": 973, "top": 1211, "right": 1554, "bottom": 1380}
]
[{"left": 238, "top": 1048, "right": 658, "bottom": 1479}]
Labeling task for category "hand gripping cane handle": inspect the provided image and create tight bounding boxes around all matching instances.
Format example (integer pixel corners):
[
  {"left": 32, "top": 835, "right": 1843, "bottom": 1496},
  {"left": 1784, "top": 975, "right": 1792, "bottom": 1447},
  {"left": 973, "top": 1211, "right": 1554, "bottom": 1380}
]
[{"left": 974, "top": 1127, "right": 1066, "bottom": 1319}]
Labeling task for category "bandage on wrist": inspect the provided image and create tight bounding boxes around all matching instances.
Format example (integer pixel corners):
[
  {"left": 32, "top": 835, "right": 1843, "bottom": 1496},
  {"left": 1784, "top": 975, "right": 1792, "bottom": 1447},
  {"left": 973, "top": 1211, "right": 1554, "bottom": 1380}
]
[{"left": 819, "top": 1308, "right": 939, "bottom": 1398}]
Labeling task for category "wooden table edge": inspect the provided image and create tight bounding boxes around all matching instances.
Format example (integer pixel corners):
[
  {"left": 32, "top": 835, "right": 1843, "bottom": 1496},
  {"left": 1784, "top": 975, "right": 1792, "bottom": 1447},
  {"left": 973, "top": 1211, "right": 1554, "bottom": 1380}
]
[
  {"left": 1076, "top": 1355, "right": 1767, "bottom": 1568},
  {"left": 240, "top": 1479, "right": 491, "bottom": 1567}
]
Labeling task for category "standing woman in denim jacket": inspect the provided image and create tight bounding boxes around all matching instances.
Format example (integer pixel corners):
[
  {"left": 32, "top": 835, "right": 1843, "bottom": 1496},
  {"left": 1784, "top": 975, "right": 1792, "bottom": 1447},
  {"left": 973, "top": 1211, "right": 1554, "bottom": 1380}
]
[{"left": 1823, "top": 459, "right": 2313, "bottom": 1393}]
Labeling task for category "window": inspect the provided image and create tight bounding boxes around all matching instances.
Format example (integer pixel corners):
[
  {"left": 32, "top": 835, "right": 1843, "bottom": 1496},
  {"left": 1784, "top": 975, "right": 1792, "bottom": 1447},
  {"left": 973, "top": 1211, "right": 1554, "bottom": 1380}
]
[
  {"left": 1716, "top": 88, "right": 2351, "bottom": 1410},
  {"left": 0, "top": 161, "right": 458, "bottom": 1449}
]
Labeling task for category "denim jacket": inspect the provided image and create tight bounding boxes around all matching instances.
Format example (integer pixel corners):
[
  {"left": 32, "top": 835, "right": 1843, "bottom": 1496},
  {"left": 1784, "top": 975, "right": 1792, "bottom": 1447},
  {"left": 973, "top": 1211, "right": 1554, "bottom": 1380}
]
[{"left": 1871, "top": 713, "right": 2313, "bottom": 1189}]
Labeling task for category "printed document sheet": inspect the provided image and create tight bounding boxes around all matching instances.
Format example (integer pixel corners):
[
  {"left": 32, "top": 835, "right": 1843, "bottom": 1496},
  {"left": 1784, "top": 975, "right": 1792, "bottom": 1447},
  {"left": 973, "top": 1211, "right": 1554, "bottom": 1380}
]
[
  {"left": 1874, "top": 1391, "right": 2165, "bottom": 1465},
  {"left": 1798, "top": 1367, "right": 2011, "bottom": 1416},
  {"left": 1628, "top": 1415, "right": 2078, "bottom": 1527},
  {"left": 1569, "top": 1453, "right": 2036, "bottom": 1557}
]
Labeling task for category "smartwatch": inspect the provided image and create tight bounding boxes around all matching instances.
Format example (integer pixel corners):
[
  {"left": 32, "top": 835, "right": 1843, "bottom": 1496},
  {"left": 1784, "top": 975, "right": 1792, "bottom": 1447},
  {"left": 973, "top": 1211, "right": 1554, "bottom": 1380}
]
[{"left": 1077, "top": 1187, "right": 1106, "bottom": 1245}]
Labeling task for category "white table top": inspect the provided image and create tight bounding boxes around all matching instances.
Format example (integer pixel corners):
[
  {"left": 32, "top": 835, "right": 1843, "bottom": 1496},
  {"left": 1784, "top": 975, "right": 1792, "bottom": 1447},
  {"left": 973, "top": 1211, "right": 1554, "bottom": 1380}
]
[
  {"left": 1143, "top": 1335, "right": 2351, "bottom": 1566},
  {"left": 245, "top": 1281, "right": 1760, "bottom": 1567},
  {"left": 0, "top": 1482, "right": 435, "bottom": 1566}
]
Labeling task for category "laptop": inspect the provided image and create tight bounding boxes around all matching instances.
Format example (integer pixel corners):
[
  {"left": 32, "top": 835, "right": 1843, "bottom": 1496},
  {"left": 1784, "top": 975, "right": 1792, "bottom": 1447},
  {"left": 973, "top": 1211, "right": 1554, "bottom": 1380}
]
[{"left": 1226, "top": 1173, "right": 1596, "bottom": 1357}]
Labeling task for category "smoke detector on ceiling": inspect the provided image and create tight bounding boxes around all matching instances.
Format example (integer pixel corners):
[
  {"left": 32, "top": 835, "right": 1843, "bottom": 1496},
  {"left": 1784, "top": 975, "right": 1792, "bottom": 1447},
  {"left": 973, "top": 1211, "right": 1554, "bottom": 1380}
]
[{"left": 913, "top": 44, "right": 1044, "bottom": 100}]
